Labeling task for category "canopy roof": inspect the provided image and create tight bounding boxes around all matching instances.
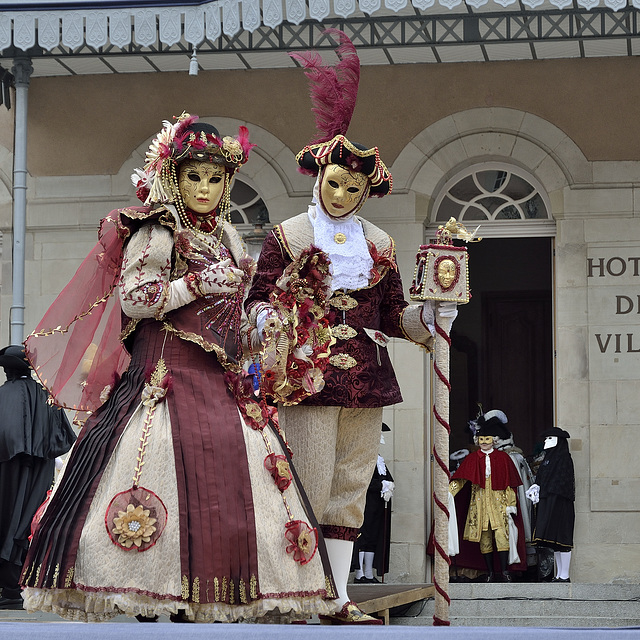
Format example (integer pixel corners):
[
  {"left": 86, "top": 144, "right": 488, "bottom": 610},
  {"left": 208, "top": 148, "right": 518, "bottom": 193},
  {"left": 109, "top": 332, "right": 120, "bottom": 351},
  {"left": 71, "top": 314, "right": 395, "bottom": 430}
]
[{"left": 1, "top": 0, "right": 639, "bottom": 75}]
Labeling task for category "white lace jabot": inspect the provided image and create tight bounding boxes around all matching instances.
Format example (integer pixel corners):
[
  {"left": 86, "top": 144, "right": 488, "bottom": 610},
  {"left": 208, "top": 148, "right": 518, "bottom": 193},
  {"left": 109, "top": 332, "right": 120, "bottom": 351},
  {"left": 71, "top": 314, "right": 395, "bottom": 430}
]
[{"left": 307, "top": 179, "right": 373, "bottom": 292}]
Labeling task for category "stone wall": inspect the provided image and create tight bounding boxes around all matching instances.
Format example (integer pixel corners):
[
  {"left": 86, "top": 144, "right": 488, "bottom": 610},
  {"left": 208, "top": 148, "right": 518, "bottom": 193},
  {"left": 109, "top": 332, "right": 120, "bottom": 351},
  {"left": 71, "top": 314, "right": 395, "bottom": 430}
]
[{"left": 0, "top": 57, "right": 638, "bottom": 584}]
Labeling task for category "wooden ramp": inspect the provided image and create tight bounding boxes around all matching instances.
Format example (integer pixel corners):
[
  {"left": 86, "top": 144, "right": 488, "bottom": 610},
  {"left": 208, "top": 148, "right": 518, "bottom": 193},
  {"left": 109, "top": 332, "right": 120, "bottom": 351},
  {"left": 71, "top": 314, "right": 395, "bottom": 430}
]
[{"left": 347, "top": 583, "right": 434, "bottom": 625}]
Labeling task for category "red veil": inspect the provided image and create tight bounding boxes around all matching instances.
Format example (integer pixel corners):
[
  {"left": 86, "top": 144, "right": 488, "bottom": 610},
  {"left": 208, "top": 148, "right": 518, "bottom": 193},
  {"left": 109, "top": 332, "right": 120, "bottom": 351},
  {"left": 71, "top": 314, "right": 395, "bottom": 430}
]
[{"left": 25, "top": 214, "right": 131, "bottom": 416}]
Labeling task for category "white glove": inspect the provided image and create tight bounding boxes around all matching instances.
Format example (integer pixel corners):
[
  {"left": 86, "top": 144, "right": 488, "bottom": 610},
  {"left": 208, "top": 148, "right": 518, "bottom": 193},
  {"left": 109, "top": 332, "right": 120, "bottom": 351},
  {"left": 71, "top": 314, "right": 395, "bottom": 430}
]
[
  {"left": 438, "top": 301, "right": 458, "bottom": 319},
  {"left": 256, "top": 307, "right": 277, "bottom": 343},
  {"left": 162, "top": 278, "right": 196, "bottom": 313},
  {"left": 163, "top": 259, "right": 243, "bottom": 313},
  {"left": 198, "top": 259, "right": 244, "bottom": 295},
  {"left": 422, "top": 301, "right": 435, "bottom": 336},
  {"left": 526, "top": 484, "right": 540, "bottom": 504},
  {"left": 381, "top": 480, "right": 395, "bottom": 502},
  {"left": 506, "top": 505, "right": 517, "bottom": 517}
]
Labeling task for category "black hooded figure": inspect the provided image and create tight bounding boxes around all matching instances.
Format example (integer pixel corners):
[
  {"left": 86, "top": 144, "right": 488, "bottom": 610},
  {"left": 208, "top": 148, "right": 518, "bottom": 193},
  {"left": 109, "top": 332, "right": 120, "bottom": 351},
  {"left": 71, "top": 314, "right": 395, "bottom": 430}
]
[
  {"left": 531, "top": 427, "right": 575, "bottom": 582},
  {"left": 0, "top": 345, "right": 76, "bottom": 609}
]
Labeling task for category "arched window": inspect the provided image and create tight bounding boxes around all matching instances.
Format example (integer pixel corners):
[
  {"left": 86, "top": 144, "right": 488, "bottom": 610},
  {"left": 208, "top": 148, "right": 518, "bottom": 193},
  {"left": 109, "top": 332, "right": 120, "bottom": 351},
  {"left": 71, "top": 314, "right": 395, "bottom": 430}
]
[
  {"left": 430, "top": 163, "right": 555, "bottom": 238},
  {"left": 229, "top": 177, "right": 271, "bottom": 260},
  {"left": 229, "top": 178, "right": 269, "bottom": 227}
]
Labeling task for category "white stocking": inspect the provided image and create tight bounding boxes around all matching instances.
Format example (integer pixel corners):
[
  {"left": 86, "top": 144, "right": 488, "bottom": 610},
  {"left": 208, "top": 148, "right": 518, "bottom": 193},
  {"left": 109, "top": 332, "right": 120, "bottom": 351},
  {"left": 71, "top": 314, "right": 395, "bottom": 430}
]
[
  {"left": 354, "top": 551, "right": 364, "bottom": 580},
  {"left": 556, "top": 551, "right": 572, "bottom": 579},
  {"left": 363, "top": 551, "right": 375, "bottom": 579},
  {"left": 325, "top": 539, "right": 354, "bottom": 606}
]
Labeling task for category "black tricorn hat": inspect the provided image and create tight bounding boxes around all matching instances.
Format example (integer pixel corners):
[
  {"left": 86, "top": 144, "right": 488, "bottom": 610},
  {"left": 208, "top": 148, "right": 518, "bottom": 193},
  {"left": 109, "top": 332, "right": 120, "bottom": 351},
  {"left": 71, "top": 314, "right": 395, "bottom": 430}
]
[
  {"left": 0, "top": 345, "right": 31, "bottom": 373},
  {"left": 540, "top": 427, "right": 571, "bottom": 439},
  {"left": 476, "top": 416, "right": 511, "bottom": 440},
  {"left": 296, "top": 135, "right": 392, "bottom": 198}
]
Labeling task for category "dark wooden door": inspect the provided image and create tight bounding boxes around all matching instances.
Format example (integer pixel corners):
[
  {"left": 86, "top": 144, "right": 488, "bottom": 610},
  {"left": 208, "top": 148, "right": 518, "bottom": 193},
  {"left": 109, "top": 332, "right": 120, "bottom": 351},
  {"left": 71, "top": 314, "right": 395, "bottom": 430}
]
[{"left": 482, "top": 291, "right": 553, "bottom": 456}]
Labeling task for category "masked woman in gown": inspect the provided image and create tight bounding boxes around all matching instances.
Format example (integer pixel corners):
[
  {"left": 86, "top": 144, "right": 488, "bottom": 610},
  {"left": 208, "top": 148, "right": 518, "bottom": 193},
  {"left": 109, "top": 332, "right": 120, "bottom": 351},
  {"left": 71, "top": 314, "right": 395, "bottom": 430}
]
[{"left": 20, "top": 113, "right": 336, "bottom": 623}]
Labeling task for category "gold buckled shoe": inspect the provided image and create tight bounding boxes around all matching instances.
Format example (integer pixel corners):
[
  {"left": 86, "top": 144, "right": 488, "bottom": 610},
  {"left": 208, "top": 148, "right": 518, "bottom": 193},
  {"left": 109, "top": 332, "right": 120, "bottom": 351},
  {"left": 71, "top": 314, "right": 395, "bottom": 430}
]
[{"left": 319, "top": 601, "right": 383, "bottom": 625}]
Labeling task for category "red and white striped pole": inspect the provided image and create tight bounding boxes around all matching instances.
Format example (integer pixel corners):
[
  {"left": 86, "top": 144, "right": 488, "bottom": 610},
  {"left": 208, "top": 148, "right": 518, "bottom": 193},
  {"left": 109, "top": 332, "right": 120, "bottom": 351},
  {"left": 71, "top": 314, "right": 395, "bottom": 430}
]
[
  {"left": 432, "top": 312, "right": 453, "bottom": 626},
  {"left": 409, "top": 219, "right": 479, "bottom": 627}
]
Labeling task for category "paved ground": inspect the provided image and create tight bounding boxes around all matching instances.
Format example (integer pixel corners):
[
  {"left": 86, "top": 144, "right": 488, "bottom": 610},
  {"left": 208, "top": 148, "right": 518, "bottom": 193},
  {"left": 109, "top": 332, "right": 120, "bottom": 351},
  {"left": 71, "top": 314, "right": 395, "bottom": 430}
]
[
  {"left": 1, "top": 620, "right": 640, "bottom": 639},
  {"left": 1, "top": 608, "right": 639, "bottom": 639}
]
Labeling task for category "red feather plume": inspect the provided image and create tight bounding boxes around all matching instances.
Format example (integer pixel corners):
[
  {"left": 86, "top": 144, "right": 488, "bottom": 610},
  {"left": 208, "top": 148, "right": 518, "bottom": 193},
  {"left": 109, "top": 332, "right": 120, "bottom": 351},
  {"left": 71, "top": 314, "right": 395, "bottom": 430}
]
[{"left": 289, "top": 29, "right": 360, "bottom": 144}]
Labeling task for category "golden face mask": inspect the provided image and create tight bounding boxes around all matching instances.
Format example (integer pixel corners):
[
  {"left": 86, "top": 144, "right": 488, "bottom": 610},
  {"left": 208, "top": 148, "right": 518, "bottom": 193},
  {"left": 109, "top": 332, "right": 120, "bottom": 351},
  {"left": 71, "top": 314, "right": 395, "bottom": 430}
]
[
  {"left": 178, "top": 160, "right": 226, "bottom": 215},
  {"left": 437, "top": 259, "right": 457, "bottom": 289},
  {"left": 319, "top": 164, "right": 368, "bottom": 218},
  {"left": 477, "top": 435, "right": 494, "bottom": 450}
]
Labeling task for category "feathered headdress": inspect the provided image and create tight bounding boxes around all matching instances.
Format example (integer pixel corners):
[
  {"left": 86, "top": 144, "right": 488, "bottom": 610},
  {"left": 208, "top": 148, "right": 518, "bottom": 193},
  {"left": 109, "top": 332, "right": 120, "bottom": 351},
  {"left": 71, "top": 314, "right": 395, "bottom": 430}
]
[
  {"left": 292, "top": 30, "right": 392, "bottom": 198},
  {"left": 290, "top": 28, "right": 359, "bottom": 144},
  {"left": 131, "top": 112, "right": 256, "bottom": 205}
]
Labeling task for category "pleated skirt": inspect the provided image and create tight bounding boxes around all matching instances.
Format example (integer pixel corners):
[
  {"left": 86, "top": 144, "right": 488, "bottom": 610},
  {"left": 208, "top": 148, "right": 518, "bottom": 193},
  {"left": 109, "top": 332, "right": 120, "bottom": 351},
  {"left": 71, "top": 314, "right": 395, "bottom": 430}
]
[{"left": 21, "top": 320, "right": 335, "bottom": 622}]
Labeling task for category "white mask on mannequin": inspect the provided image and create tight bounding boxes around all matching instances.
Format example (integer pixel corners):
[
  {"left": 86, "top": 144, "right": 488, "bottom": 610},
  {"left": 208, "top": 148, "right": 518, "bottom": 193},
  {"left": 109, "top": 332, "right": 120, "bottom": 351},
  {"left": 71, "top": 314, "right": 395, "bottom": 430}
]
[{"left": 544, "top": 436, "right": 558, "bottom": 450}]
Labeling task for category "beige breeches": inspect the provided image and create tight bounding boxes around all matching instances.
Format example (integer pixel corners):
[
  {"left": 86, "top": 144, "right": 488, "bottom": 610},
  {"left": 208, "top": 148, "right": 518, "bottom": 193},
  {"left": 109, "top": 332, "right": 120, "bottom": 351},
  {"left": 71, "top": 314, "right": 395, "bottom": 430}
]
[{"left": 278, "top": 405, "right": 384, "bottom": 530}]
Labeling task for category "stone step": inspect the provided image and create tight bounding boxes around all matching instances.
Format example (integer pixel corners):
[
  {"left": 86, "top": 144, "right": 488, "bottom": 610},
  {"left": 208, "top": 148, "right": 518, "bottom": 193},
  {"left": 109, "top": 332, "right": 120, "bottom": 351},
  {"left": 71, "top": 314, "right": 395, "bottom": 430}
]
[
  {"left": 442, "top": 617, "right": 640, "bottom": 628},
  {"left": 447, "top": 599, "right": 640, "bottom": 618},
  {"left": 387, "top": 583, "right": 640, "bottom": 627},
  {"left": 448, "top": 582, "right": 640, "bottom": 601}
]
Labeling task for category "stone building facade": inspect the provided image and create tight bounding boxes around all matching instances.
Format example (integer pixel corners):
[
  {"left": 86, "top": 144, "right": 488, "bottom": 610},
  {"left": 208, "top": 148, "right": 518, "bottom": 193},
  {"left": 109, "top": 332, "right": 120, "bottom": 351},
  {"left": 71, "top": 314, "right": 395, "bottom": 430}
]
[{"left": 0, "top": 54, "right": 638, "bottom": 584}]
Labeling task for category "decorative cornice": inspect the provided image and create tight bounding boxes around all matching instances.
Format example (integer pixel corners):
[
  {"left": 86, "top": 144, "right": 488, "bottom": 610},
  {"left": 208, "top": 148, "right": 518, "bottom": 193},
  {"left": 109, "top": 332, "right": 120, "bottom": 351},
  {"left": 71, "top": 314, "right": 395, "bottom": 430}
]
[{"left": 0, "top": 1, "right": 638, "bottom": 53}]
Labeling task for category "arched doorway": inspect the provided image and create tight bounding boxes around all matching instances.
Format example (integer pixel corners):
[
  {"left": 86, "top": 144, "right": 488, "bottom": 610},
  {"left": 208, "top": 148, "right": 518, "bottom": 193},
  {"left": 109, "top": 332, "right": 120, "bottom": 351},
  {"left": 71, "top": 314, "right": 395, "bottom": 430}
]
[{"left": 429, "top": 163, "right": 555, "bottom": 459}]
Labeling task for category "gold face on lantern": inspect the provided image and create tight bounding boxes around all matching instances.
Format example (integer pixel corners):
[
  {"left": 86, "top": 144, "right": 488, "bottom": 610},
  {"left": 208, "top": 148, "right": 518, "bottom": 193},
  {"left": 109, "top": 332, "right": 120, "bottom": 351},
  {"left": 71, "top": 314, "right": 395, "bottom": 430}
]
[
  {"left": 437, "top": 258, "right": 457, "bottom": 290},
  {"left": 320, "top": 164, "right": 368, "bottom": 218},
  {"left": 477, "top": 435, "right": 494, "bottom": 451},
  {"left": 178, "top": 160, "right": 226, "bottom": 215}
]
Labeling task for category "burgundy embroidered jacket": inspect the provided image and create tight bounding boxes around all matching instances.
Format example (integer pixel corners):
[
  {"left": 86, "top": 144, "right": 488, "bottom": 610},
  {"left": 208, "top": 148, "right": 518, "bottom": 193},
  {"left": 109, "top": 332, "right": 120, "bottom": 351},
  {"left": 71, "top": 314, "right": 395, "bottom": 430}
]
[{"left": 245, "top": 214, "right": 432, "bottom": 408}]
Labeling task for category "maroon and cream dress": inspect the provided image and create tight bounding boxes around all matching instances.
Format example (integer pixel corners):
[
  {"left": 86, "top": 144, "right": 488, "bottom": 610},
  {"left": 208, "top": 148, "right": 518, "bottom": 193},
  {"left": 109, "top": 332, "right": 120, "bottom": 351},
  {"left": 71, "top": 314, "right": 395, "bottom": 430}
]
[{"left": 21, "top": 206, "right": 336, "bottom": 622}]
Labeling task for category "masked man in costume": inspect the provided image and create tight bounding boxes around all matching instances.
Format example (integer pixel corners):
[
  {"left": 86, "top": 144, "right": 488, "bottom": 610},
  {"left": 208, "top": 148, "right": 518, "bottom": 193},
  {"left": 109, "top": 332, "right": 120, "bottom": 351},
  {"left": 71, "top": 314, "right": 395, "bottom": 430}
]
[
  {"left": 449, "top": 413, "right": 525, "bottom": 582},
  {"left": 246, "top": 31, "right": 453, "bottom": 624},
  {"left": 528, "top": 427, "right": 575, "bottom": 582},
  {"left": 20, "top": 114, "right": 337, "bottom": 623},
  {"left": 0, "top": 345, "right": 75, "bottom": 609},
  {"left": 477, "top": 410, "right": 536, "bottom": 565}
]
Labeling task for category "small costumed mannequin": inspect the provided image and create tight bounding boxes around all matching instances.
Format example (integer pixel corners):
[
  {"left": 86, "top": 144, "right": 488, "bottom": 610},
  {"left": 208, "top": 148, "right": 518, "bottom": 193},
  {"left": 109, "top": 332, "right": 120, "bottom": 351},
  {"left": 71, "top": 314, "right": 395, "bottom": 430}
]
[
  {"left": 245, "top": 31, "right": 454, "bottom": 624},
  {"left": 528, "top": 427, "right": 575, "bottom": 582},
  {"left": 449, "top": 415, "right": 524, "bottom": 582},
  {"left": 352, "top": 423, "right": 394, "bottom": 584}
]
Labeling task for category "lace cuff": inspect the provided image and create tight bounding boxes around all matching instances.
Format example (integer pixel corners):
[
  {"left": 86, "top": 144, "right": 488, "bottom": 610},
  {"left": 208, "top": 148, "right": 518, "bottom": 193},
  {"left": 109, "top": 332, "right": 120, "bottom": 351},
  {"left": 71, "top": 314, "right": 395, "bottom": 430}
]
[{"left": 400, "top": 305, "right": 435, "bottom": 350}]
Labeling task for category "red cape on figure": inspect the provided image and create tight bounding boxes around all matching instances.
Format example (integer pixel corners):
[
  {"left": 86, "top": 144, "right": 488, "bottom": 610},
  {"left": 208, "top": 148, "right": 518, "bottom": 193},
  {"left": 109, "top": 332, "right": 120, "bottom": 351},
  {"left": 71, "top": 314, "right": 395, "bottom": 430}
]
[
  {"left": 452, "top": 448, "right": 523, "bottom": 490},
  {"left": 450, "top": 449, "right": 527, "bottom": 574}
]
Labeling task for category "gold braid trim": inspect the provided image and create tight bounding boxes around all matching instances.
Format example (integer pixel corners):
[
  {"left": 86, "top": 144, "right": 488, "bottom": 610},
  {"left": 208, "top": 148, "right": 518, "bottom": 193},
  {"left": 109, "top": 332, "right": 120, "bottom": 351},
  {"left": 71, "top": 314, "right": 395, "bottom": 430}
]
[
  {"left": 161, "top": 322, "right": 243, "bottom": 374},
  {"left": 221, "top": 577, "right": 228, "bottom": 602},
  {"left": 28, "top": 286, "right": 117, "bottom": 340},
  {"left": 239, "top": 578, "right": 247, "bottom": 604},
  {"left": 250, "top": 574, "right": 258, "bottom": 600},
  {"left": 51, "top": 563, "right": 60, "bottom": 588},
  {"left": 325, "top": 575, "right": 337, "bottom": 599},
  {"left": 120, "top": 318, "right": 140, "bottom": 343},
  {"left": 23, "top": 562, "right": 35, "bottom": 584},
  {"left": 181, "top": 575, "right": 189, "bottom": 600},
  {"left": 64, "top": 566, "right": 74, "bottom": 588},
  {"left": 192, "top": 577, "right": 200, "bottom": 603}
]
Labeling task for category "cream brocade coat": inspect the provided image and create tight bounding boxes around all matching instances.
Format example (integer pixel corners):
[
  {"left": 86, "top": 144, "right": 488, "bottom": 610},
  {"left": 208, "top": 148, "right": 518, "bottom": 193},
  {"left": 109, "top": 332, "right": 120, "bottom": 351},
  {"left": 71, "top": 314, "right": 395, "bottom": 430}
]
[{"left": 449, "top": 476, "right": 517, "bottom": 542}]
